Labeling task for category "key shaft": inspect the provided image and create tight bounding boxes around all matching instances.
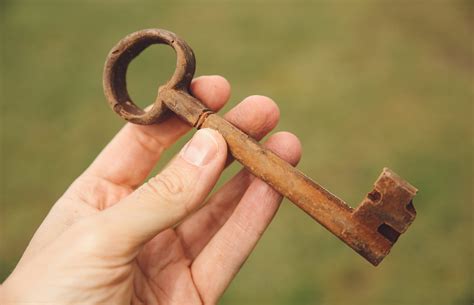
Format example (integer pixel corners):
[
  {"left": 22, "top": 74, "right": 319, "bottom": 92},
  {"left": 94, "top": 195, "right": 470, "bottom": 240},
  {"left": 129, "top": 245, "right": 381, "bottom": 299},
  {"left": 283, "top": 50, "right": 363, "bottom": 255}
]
[{"left": 162, "top": 89, "right": 395, "bottom": 265}]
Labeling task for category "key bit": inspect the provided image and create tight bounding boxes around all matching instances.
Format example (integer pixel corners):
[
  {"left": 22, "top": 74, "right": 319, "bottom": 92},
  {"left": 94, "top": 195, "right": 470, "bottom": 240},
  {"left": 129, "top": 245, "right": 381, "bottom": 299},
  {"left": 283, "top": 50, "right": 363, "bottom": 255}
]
[{"left": 102, "top": 29, "right": 418, "bottom": 266}]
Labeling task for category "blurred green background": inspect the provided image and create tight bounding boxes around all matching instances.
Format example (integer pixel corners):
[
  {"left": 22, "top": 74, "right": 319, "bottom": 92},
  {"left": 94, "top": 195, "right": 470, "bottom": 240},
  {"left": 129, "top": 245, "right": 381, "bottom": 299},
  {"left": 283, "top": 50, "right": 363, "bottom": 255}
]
[{"left": 1, "top": 1, "right": 472, "bottom": 304}]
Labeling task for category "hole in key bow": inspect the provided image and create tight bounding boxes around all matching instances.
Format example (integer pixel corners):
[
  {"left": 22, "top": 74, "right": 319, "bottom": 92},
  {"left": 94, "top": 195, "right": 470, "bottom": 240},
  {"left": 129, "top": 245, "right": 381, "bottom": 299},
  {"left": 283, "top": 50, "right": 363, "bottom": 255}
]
[{"left": 127, "top": 45, "right": 176, "bottom": 109}]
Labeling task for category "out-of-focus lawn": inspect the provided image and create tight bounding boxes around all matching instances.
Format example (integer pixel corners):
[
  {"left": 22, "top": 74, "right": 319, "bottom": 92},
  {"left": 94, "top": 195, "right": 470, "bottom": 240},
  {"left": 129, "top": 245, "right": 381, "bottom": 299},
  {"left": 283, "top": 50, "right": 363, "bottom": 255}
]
[{"left": 1, "top": 1, "right": 472, "bottom": 304}]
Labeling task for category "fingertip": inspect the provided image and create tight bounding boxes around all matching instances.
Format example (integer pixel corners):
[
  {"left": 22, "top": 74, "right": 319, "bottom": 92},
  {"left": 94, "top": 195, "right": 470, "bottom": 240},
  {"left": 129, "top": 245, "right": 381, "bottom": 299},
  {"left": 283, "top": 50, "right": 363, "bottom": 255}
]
[
  {"left": 191, "top": 75, "right": 231, "bottom": 111},
  {"left": 265, "top": 131, "right": 302, "bottom": 166},
  {"left": 227, "top": 95, "right": 280, "bottom": 139},
  {"left": 242, "top": 95, "right": 280, "bottom": 125}
]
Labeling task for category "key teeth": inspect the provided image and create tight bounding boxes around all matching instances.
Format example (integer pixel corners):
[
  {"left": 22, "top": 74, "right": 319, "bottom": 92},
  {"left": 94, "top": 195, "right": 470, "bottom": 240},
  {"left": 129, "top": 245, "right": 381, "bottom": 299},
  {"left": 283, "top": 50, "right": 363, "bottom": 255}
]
[{"left": 353, "top": 168, "right": 417, "bottom": 245}]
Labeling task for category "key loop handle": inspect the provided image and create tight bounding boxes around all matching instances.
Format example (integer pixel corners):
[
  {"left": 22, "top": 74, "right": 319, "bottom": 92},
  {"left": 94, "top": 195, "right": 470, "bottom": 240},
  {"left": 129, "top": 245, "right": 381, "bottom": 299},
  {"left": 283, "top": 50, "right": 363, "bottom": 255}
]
[{"left": 103, "top": 29, "right": 196, "bottom": 124}]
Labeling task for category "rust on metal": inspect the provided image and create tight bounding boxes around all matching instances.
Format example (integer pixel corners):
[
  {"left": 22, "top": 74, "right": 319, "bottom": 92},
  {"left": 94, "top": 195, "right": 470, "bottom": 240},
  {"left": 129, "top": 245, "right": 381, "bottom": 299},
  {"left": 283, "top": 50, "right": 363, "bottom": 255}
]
[{"left": 102, "top": 29, "right": 418, "bottom": 266}]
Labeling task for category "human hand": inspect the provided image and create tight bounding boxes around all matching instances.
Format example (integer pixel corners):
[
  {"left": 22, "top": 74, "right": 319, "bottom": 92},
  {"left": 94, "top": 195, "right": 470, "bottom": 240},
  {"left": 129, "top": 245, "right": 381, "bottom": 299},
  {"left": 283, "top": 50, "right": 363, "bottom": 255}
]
[{"left": 1, "top": 76, "right": 301, "bottom": 305}]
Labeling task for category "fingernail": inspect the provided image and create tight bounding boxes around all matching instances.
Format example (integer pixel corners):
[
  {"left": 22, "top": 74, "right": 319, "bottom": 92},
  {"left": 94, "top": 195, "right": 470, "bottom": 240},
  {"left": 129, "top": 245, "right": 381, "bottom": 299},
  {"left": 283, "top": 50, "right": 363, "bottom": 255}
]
[{"left": 181, "top": 128, "right": 219, "bottom": 166}]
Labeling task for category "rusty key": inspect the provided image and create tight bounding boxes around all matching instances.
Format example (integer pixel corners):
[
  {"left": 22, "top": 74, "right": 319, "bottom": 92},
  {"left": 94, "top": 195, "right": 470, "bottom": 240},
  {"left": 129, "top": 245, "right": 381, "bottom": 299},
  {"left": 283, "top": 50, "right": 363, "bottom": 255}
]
[{"left": 103, "top": 29, "right": 417, "bottom": 266}]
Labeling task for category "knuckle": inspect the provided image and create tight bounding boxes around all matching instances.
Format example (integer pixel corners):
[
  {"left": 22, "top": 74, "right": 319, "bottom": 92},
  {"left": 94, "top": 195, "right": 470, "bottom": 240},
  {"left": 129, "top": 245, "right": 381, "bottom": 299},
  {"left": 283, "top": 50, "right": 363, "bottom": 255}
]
[
  {"left": 133, "top": 126, "right": 166, "bottom": 155},
  {"left": 71, "top": 219, "right": 108, "bottom": 252},
  {"left": 145, "top": 167, "right": 189, "bottom": 201}
]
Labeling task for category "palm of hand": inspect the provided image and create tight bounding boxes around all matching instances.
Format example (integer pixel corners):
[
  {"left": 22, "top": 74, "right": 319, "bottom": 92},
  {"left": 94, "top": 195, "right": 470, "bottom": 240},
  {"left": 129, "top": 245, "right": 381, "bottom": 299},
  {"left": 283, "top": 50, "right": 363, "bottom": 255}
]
[
  {"left": 87, "top": 180, "right": 211, "bottom": 304},
  {"left": 81, "top": 181, "right": 208, "bottom": 305}
]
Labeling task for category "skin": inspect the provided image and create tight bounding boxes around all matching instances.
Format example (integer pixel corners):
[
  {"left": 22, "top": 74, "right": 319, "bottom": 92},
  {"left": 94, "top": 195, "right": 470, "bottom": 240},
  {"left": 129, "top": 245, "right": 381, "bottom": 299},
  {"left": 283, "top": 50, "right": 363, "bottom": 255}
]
[{"left": 1, "top": 75, "right": 302, "bottom": 305}]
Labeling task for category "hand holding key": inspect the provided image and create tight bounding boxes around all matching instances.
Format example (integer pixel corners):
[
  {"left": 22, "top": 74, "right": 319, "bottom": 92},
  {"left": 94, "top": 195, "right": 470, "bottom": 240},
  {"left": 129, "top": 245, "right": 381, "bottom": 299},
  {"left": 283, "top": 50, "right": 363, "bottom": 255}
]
[
  {"left": 103, "top": 29, "right": 417, "bottom": 266},
  {"left": 2, "top": 76, "right": 301, "bottom": 304}
]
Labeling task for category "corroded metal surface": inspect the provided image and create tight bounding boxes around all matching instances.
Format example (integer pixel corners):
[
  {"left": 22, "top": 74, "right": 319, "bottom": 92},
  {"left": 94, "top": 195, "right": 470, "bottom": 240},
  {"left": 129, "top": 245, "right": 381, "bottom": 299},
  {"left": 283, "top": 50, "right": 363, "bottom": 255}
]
[{"left": 103, "top": 29, "right": 418, "bottom": 266}]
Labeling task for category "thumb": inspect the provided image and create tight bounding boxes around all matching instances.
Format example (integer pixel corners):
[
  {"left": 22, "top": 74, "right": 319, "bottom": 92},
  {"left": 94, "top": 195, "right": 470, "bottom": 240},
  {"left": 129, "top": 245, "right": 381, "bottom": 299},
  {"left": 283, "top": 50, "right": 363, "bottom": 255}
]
[{"left": 91, "top": 128, "right": 227, "bottom": 253}]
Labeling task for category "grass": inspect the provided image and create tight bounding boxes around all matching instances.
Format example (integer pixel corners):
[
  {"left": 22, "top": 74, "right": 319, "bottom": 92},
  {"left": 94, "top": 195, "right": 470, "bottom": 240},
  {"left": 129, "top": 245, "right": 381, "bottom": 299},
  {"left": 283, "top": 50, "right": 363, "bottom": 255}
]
[{"left": 1, "top": 1, "right": 473, "bottom": 304}]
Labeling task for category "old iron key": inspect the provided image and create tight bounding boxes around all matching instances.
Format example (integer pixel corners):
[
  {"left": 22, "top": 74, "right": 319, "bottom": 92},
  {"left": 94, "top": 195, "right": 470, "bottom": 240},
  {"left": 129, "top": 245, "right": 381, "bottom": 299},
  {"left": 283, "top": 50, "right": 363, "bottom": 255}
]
[{"left": 103, "top": 29, "right": 417, "bottom": 266}]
